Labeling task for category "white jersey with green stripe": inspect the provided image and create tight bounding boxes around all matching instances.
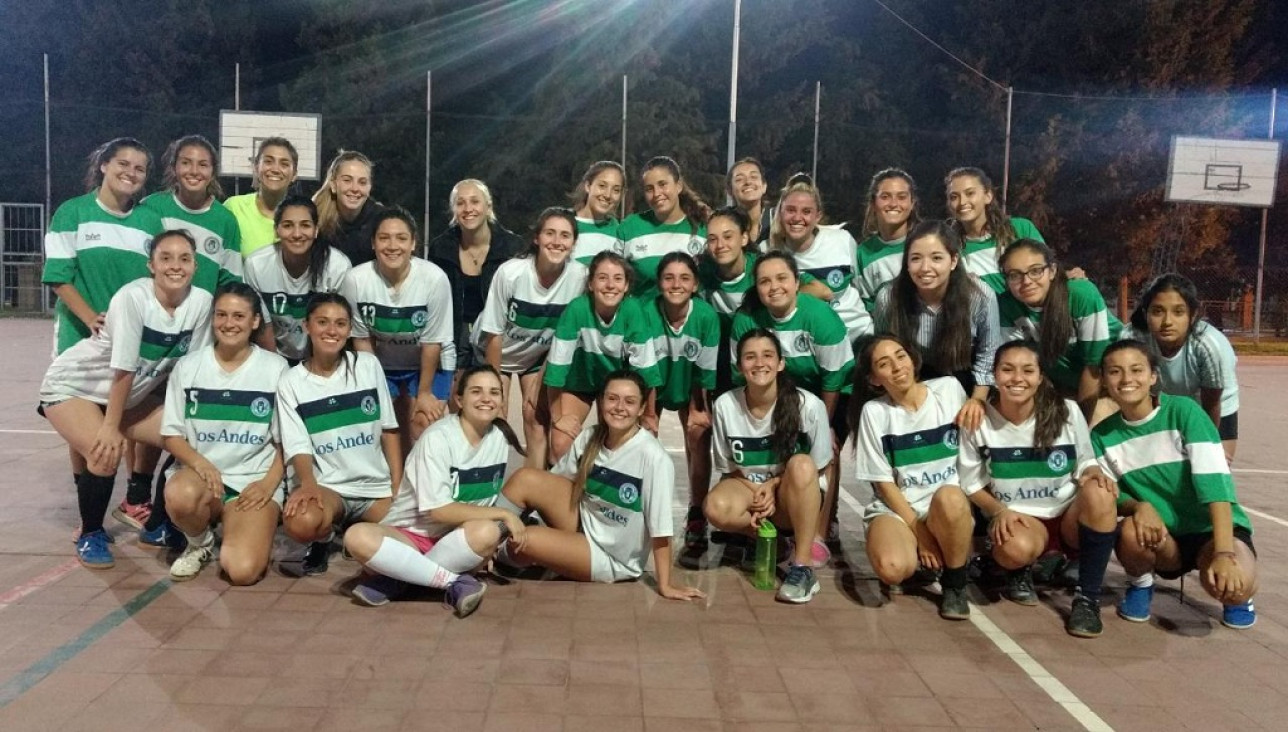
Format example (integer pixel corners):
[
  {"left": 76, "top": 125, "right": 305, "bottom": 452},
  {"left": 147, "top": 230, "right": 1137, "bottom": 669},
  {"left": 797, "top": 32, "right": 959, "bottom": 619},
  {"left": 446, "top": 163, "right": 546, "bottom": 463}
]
[
  {"left": 712, "top": 387, "right": 832, "bottom": 483},
  {"left": 160, "top": 345, "right": 289, "bottom": 493},
  {"left": 142, "top": 192, "right": 243, "bottom": 295},
  {"left": 641, "top": 297, "right": 720, "bottom": 411},
  {"left": 573, "top": 217, "right": 623, "bottom": 266},
  {"left": 620, "top": 211, "right": 707, "bottom": 299},
  {"left": 40, "top": 278, "right": 212, "bottom": 409},
  {"left": 243, "top": 245, "right": 353, "bottom": 361},
  {"left": 277, "top": 351, "right": 398, "bottom": 499},
  {"left": 1121, "top": 321, "right": 1239, "bottom": 417},
  {"left": 777, "top": 227, "right": 872, "bottom": 341},
  {"left": 1093, "top": 394, "right": 1250, "bottom": 535},
  {"left": 382, "top": 414, "right": 511, "bottom": 539},
  {"left": 543, "top": 294, "right": 663, "bottom": 393},
  {"left": 42, "top": 192, "right": 163, "bottom": 352},
  {"left": 341, "top": 259, "right": 453, "bottom": 372},
  {"left": 998, "top": 278, "right": 1121, "bottom": 393},
  {"left": 730, "top": 295, "right": 854, "bottom": 393},
  {"left": 962, "top": 217, "right": 1043, "bottom": 293},
  {"left": 854, "top": 377, "right": 968, "bottom": 516},
  {"left": 553, "top": 426, "right": 676, "bottom": 580},
  {"left": 959, "top": 400, "right": 1097, "bottom": 518},
  {"left": 473, "top": 257, "right": 588, "bottom": 373},
  {"left": 698, "top": 252, "right": 757, "bottom": 330},
  {"left": 855, "top": 233, "right": 905, "bottom": 311}
]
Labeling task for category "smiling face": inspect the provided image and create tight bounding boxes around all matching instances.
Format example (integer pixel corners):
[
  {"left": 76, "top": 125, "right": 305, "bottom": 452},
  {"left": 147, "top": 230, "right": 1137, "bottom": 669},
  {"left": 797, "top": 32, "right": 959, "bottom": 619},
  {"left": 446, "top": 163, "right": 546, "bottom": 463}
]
[
  {"left": 705, "top": 214, "right": 748, "bottom": 269},
  {"left": 754, "top": 258, "right": 798, "bottom": 316},
  {"left": 373, "top": 217, "right": 414, "bottom": 273},
  {"left": 305, "top": 302, "right": 352, "bottom": 360},
  {"left": 598, "top": 377, "right": 645, "bottom": 432},
  {"left": 658, "top": 259, "right": 697, "bottom": 310},
  {"left": 101, "top": 147, "right": 149, "bottom": 201},
  {"left": 1146, "top": 290, "right": 1192, "bottom": 352},
  {"left": 643, "top": 167, "right": 682, "bottom": 222},
  {"left": 148, "top": 234, "right": 196, "bottom": 297},
  {"left": 905, "top": 233, "right": 957, "bottom": 297},
  {"left": 536, "top": 215, "right": 575, "bottom": 268},
  {"left": 174, "top": 144, "right": 214, "bottom": 199},
  {"left": 868, "top": 338, "right": 916, "bottom": 394},
  {"left": 589, "top": 259, "right": 628, "bottom": 313},
  {"left": 331, "top": 160, "right": 372, "bottom": 216},
  {"left": 459, "top": 369, "right": 504, "bottom": 426},
  {"left": 1101, "top": 346, "right": 1158, "bottom": 415},
  {"left": 993, "top": 346, "right": 1041, "bottom": 412},
  {"left": 584, "top": 168, "right": 624, "bottom": 219},
  {"left": 873, "top": 177, "right": 914, "bottom": 232},
  {"left": 255, "top": 144, "right": 296, "bottom": 195},
  {"left": 947, "top": 174, "right": 992, "bottom": 230},
  {"left": 275, "top": 205, "right": 317, "bottom": 259},
  {"left": 452, "top": 182, "right": 491, "bottom": 233},
  {"left": 730, "top": 162, "right": 767, "bottom": 209},
  {"left": 779, "top": 191, "right": 822, "bottom": 246},
  {"left": 212, "top": 292, "right": 260, "bottom": 350},
  {"left": 1002, "top": 247, "right": 1053, "bottom": 307},
  {"left": 738, "top": 336, "right": 785, "bottom": 389}
]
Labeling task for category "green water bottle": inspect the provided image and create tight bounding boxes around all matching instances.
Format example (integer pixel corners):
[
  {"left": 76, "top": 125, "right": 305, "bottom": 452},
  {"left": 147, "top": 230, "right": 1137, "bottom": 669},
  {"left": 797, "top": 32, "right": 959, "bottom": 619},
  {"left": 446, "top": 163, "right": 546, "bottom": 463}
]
[{"left": 752, "top": 520, "right": 778, "bottom": 591}]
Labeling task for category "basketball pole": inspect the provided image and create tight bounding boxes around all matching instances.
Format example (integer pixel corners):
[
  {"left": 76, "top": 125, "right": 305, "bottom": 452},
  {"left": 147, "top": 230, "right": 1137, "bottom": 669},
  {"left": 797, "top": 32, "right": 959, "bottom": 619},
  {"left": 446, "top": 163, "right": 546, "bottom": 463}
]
[
  {"left": 811, "top": 81, "right": 821, "bottom": 183},
  {"left": 1002, "top": 86, "right": 1013, "bottom": 210},
  {"left": 233, "top": 63, "right": 241, "bottom": 196},
  {"left": 423, "top": 70, "right": 432, "bottom": 257},
  {"left": 725, "top": 0, "right": 742, "bottom": 205},
  {"left": 1254, "top": 87, "right": 1277, "bottom": 341},
  {"left": 620, "top": 74, "right": 627, "bottom": 220}
]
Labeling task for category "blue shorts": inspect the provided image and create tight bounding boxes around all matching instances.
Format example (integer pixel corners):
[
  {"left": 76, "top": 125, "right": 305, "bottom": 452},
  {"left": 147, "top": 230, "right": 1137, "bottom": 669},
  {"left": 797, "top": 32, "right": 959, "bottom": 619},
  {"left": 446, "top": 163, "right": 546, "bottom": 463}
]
[
  {"left": 385, "top": 370, "right": 421, "bottom": 399},
  {"left": 431, "top": 370, "right": 453, "bottom": 401}
]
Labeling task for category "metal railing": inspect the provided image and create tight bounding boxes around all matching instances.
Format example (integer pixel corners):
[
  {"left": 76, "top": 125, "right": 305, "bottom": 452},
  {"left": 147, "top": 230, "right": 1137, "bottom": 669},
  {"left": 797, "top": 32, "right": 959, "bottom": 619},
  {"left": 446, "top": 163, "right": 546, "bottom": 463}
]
[{"left": 1, "top": 203, "right": 49, "bottom": 315}]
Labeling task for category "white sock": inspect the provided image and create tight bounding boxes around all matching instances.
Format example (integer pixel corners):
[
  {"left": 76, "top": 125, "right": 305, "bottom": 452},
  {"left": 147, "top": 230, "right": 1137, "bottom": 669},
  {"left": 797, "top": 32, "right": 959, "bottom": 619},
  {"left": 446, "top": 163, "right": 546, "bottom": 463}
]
[
  {"left": 424, "top": 530, "right": 486, "bottom": 585},
  {"left": 1130, "top": 572, "right": 1155, "bottom": 588},
  {"left": 366, "top": 537, "right": 454, "bottom": 589},
  {"left": 494, "top": 492, "right": 524, "bottom": 516},
  {"left": 185, "top": 528, "right": 214, "bottom": 548}
]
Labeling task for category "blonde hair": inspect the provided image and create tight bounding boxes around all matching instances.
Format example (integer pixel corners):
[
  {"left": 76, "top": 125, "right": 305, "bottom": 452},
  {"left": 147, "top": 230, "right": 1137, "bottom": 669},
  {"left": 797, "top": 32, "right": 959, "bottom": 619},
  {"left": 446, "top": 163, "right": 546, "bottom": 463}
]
[
  {"left": 313, "top": 150, "right": 374, "bottom": 238},
  {"left": 448, "top": 179, "right": 498, "bottom": 226},
  {"left": 767, "top": 173, "right": 823, "bottom": 251}
]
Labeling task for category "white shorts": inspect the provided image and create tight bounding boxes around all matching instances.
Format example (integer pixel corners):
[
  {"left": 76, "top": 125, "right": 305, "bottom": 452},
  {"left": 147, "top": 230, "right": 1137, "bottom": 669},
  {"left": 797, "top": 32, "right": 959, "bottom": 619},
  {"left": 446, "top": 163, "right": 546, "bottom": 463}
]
[{"left": 587, "top": 539, "right": 642, "bottom": 584}]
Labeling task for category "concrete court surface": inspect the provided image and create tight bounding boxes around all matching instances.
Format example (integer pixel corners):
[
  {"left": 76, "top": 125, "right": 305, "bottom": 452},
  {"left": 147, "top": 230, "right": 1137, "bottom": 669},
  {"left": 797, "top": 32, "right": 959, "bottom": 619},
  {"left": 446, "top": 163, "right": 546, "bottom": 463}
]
[{"left": 0, "top": 316, "right": 1286, "bottom": 731}]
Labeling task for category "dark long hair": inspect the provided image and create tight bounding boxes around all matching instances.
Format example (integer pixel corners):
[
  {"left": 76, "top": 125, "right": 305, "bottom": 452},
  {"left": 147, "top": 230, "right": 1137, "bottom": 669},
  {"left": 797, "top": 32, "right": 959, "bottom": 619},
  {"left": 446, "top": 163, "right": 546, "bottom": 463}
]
[
  {"left": 706, "top": 205, "right": 754, "bottom": 251},
  {"left": 860, "top": 167, "right": 920, "bottom": 237},
  {"left": 1000, "top": 239, "right": 1073, "bottom": 371},
  {"left": 455, "top": 365, "right": 526, "bottom": 456},
  {"left": 586, "top": 250, "right": 635, "bottom": 294},
  {"left": 945, "top": 167, "right": 1015, "bottom": 254},
  {"left": 725, "top": 157, "right": 769, "bottom": 209},
  {"left": 736, "top": 329, "right": 805, "bottom": 465},
  {"left": 990, "top": 340, "right": 1068, "bottom": 452},
  {"left": 85, "top": 137, "right": 151, "bottom": 198},
  {"left": 570, "top": 161, "right": 625, "bottom": 216},
  {"left": 251, "top": 137, "right": 299, "bottom": 191},
  {"left": 273, "top": 195, "right": 333, "bottom": 292},
  {"left": 739, "top": 250, "right": 799, "bottom": 314},
  {"left": 885, "top": 220, "right": 974, "bottom": 375},
  {"left": 642, "top": 156, "right": 711, "bottom": 234},
  {"left": 213, "top": 281, "right": 267, "bottom": 343},
  {"left": 1130, "top": 273, "right": 1202, "bottom": 340},
  {"left": 571, "top": 370, "right": 648, "bottom": 508},
  {"left": 302, "top": 292, "right": 357, "bottom": 377},
  {"left": 161, "top": 135, "right": 224, "bottom": 200},
  {"left": 847, "top": 334, "right": 923, "bottom": 445},
  {"left": 524, "top": 206, "right": 579, "bottom": 259}
]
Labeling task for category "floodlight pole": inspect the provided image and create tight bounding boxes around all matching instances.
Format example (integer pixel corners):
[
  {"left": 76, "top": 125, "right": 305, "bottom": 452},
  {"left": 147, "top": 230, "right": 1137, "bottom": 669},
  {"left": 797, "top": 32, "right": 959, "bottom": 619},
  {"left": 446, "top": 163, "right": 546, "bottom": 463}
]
[
  {"left": 725, "top": 0, "right": 742, "bottom": 204},
  {"left": 234, "top": 63, "right": 241, "bottom": 196},
  {"left": 1254, "top": 87, "right": 1277, "bottom": 341},
  {"left": 43, "top": 53, "right": 51, "bottom": 225},
  {"left": 811, "top": 82, "right": 821, "bottom": 183},
  {"left": 1002, "top": 86, "right": 1013, "bottom": 210},
  {"left": 424, "top": 71, "right": 432, "bottom": 256}
]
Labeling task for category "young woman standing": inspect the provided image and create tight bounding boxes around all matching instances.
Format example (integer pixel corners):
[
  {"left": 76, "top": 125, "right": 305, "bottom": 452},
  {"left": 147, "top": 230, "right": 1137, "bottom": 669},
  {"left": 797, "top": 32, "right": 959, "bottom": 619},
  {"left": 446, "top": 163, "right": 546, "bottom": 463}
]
[
  {"left": 699, "top": 206, "right": 759, "bottom": 394},
  {"left": 854, "top": 168, "right": 920, "bottom": 310},
  {"left": 945, "top": 167, "right": 1043, "bottom": 294},
  {"left": 571, "top": 161, "right": 625, "bottom": 266},
  {"left": 620, "top": 156, "right": 710, "bottom": 300},
  {"left": 726, "top": 157, "right": 772, "bottom": 245},
  {"left": 314, "top": 150, "right": 383, "bottom": 267},
  {"left": 225, "top": 137, "right": 298, "bottom": 259}
]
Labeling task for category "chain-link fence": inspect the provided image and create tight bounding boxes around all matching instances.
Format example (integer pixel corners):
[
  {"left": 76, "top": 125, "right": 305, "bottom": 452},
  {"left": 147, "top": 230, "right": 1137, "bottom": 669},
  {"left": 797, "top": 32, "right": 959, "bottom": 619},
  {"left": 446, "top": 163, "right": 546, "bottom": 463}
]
[{"left": 0, "top": 203, "right": 48, "bottom": 315}]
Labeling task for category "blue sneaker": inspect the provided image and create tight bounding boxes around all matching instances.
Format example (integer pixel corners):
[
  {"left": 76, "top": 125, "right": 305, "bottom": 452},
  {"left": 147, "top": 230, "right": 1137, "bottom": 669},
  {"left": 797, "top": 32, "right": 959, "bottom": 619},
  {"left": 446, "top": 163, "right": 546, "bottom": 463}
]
[
  {"left": 76, "top": 529, "right": 116, "bottom": 569},
  {"left": 1222, "top": 600, "right": 1256, "bottom": 629},
  {"left": 1117, "top": 584, "right": 1154, "bottom": 622},
  {"left": 351, "top": 574, "right": 408, "bottom": 607},
  {"left": 139, "top": 522, "right": 186, "bottom": 550}
]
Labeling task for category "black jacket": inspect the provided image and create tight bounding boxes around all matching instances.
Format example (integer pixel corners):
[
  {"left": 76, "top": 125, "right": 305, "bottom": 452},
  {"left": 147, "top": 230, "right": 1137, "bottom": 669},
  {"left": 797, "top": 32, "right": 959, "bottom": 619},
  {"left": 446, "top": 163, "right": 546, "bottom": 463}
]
[
  {"left": 320, "top": 199, "right": 384, "bottom": 266},
  {"left": 426, "top": 222, "right": 525, "bottom": 364}
]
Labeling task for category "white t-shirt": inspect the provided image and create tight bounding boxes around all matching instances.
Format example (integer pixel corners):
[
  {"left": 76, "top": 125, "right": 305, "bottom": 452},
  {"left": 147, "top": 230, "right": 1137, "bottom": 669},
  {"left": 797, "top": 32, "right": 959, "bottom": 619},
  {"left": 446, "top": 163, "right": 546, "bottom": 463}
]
[
  {"left": 40, "top": 278, "right": 212, "bottom": 408},
  {"left": 342, "top": 259, "right": 453, "bottom": 372},
  {"left": 712, "top": 387, "right": 832, "bottom": 484},
  {"left": 382, "top": 414, "right": 512, "bottom": 539},
  {"left": 553, "top": 426, "right": 676, "bottom": 579},
  {"left": 277, "top": 351, "right": 398, "bottom": 499},
  {"left": 778, "top": 227, "right": 872, "bottom": 341},
  {"left": 243, "top": 245, "right": 352, "bottom": 360},
  {"left": 160, "top": 345, "right": 290, "bottom": 493},
  {"left": 473, "top": 257, "right": 588, "bottom": 373},
  {"left": 854, "top": 377, "right": 967, "bottom": 517},
  {"left": 1122, "top": 321, "right": 1239, "bottom": 417},
  {"left": 958, "top": 400, "right": 1097, "bottom": 518}
]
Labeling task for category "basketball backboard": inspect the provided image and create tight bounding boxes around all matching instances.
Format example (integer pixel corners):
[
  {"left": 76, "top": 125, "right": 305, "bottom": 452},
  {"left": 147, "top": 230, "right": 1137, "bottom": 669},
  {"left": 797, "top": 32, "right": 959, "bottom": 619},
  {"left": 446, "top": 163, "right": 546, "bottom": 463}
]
[
  {"left": 219, "top": 111, "right": 323, "bottom": 180},
  {"left": 1165, "top": 136, "right": 1281, "bottom": 208}
]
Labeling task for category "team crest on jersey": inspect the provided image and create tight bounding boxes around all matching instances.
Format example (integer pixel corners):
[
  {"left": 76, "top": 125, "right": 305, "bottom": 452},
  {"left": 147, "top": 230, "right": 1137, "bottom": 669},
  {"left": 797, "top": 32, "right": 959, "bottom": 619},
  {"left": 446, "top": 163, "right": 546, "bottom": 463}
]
[
  {"left": 1047, "top": 450, "right": 1068, "bottom": 472},
  {"left": 177, "top": 334, "right": 192, "bottom": 354},
  {"left": 250, "top": 397, "right": 272, "bottom": 418},
  {"left": 360, "top": 396, "right": 377, "bottom": 416},
  {"left": 687, "top": 236, "right": 705, "bottom": 255},
  {"left": 619, "top": 482, "right": 639, "bottom": 506},
  {"left": 203, "top": 237, "right": 220, "bottom": 255},
  {"left": 826, "top": 269, "right": 844, "bottom": 288},
  {"left": 942, "top": 428, "right": 959, "bottom": 449},
  {"left": 411, "top": 310, "right": 428, "bottom": 328},
  {"left": 794, "top": 332, "right": 813, "bottom": 352},
  {"left": 683, "top": 340, "right": 699, "bottom": 359}
]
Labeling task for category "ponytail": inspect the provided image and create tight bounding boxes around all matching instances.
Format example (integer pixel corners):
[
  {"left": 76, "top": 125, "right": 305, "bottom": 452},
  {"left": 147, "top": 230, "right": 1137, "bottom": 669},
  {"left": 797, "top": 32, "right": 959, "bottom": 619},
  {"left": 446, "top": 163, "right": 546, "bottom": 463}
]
[
  {"left": 455, "top": 365, "right": 528, "bottom": 457},
  {"left": 643, "top": 156, "right": 711, "bottom": 234}
]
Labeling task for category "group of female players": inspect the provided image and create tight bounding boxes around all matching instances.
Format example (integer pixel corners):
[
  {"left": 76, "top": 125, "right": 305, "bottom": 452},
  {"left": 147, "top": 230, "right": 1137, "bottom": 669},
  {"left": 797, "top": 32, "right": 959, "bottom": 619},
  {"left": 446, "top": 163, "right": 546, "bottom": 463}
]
[{"left": 38, "top": 134, "right": 1258, "bottom": 635}]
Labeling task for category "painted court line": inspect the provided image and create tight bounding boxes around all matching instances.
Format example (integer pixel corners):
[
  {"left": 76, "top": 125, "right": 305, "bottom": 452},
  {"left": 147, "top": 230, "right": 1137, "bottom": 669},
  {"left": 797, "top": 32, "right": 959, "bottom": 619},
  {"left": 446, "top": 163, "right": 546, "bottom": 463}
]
[
  {"left": 0, "top": 559, "right": 82, "bottom": 611},
  {"left": 1232, "top": 468, "right": 1288, "bottom": 475},
  {"left": 0, "top": 429, "right": 57, "bottom": 435},
  {"left": 1244, "top": 506, "right": 1288, "bottom": 529},
  {"left": 833, "top": 486, "right": 1110, "bottom": 732},
  {"left": 0, "top": 578, "right": 171, "bottom": 708}
]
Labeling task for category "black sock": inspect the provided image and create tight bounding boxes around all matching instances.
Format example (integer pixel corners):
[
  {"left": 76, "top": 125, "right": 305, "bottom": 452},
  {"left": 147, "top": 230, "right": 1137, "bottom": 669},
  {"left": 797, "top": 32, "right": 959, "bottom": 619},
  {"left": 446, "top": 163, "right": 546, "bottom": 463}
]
[
  {"left": 1077, "top": 523, "right": 1118, "bottom": 603},
  {"left": 77, "top": 473, "right": 115, "bottom": 535},
  {"left": 143, "top": 465, "right": 171, "bottom": 532},
  {"left": 126, "top": 471, "right": 152, "bottom": 504},
  {"left": 941, "top": 564, "right": 969, "bottom": 590},
  {"left": 686, "top": 505, "right": 705, "bottom": 523}
]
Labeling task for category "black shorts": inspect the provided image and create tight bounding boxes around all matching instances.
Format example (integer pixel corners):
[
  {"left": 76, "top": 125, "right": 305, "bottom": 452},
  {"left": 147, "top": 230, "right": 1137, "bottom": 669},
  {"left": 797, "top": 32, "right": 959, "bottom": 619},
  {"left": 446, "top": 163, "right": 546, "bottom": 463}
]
[
  {"left": 1157, "top": 525, "right": 1255, "bottom": 580},
  {"left": 829, "top": 392, "right": 851, "bottom": 448},
  {"left": 1218, "top": 412, "right": 1239, "bottom": 441}
]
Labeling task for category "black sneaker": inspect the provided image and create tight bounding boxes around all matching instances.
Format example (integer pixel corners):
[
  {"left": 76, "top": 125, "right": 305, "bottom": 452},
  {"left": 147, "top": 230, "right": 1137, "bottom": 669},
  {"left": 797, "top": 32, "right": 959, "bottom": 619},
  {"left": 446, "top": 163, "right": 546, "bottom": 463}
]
[
  {"left": 1066, "top": 594, "right": 1103, "bottom": 638},
  {"left": 678, "top": 513, "right": 708, "bottom": 570},
  {"left": 1004, "top": 567, "right": 1038, "bottom": 606},
  {"left": 302, "top": 541, "right": 330, "bottom": 576},
  {"left": 939, "top": 586, "right": 970, "bottom": 620}
]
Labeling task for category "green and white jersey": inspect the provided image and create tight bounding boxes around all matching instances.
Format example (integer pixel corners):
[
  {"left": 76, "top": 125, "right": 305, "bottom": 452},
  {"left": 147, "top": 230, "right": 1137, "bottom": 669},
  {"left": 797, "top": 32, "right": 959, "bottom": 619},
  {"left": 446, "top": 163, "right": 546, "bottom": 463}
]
[
  {"left": 712, "top": 387, "right": 831, "bottom": 483},
  {"left": 224, "top": 193, "right": 276, "bottom": 259},
  {"left": 959, "top": 400, "right": 1097, "bottom": 518},
  {"left": 854, "top": 377, "right": 967, "bottom": 517},
  {"left": 553, "top": 426, "right": 676, "bottom": 579},
  {"left": 383, "top": 414, "right": 511, "bottom": 539},
  {"left": 962, "top": 217, "right": 1043, "bottom": 293},
  {"left": 341, "top": 259, "right": 453, "bottom": 373},
  {"left": 698, "top": 252, "right": 757, "bottom": 332},
  {"left": 243, "top": 245, "right": 353, "bottom": 361},
  {"left": 40, "top": 279, "right": 211, "bottom": 409},
  {"left": 641, "top": 297, "right": 720, "bottom": 411},
  {"left": 998, "top": 279, "right": 1122, "bottom": 394},
  {"left": 1121, "top": 321, "right": 1239, "bottom": 417},
  {"left": 573, "top": 217, "right": 623, "bottom": 266},
  {"left": 855, "top": 233, "right": 905, "bottom": 311},
  {"left": 473, "top": 257, "right": 587, "bottom": 373},
  {"left": 543, "top": 294, "right": 663, "bottom": 393},
  {"left": 277, "top": 351, "right": 398, "bottom": 499},
  {"left": 160, "top": 345, "right": 289, "bottom": 493},
  {"left": 729, "top": 295, "right": 854, "bottom": 393},
  {"left": 620, "top": 211, "right": 707, "bottom": 299},
  {"left": 1092, "top": 394, "right": 1250, "bottom": 536},
  {"left": 42, "top": 192, "right": 163, "bottom": 353},
  {"left": 779, "top": 227, "right": 873, "bottom": 341},
  {"left": 142, "top": 192, "right": 243, "bottom": 295}
]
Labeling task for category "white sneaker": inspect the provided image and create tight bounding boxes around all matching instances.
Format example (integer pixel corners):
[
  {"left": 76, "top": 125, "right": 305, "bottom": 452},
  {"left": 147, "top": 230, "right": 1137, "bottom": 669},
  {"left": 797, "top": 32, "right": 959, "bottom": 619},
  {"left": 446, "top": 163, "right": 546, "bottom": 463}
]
[{"left": 170, "top": 543, "right": 214, "bottom": 581}]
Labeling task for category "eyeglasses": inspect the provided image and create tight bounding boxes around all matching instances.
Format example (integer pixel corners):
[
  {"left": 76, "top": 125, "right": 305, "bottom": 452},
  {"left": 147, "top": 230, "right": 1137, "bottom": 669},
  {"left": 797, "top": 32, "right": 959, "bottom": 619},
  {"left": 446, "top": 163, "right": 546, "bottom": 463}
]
[{"left": 1003, "top": 264, "right": 1052, "bottom": 285}]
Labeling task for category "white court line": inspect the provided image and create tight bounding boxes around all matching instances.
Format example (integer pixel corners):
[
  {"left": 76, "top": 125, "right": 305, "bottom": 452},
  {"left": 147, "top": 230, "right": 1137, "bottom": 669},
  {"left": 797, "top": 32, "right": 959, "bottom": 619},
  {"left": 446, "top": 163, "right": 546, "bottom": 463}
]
[
  {"left": 1233, "top": 468, "right": 1288, "bottom": 475},
  {"left": 1244, "top": 507, "right": 1288, "bottom": 529},
  {"left": 0, "top": 429, "right": 57, "bottom": 435},
  {"left": 833, "top": 486, "right": 1112, "bottom": 732}
]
